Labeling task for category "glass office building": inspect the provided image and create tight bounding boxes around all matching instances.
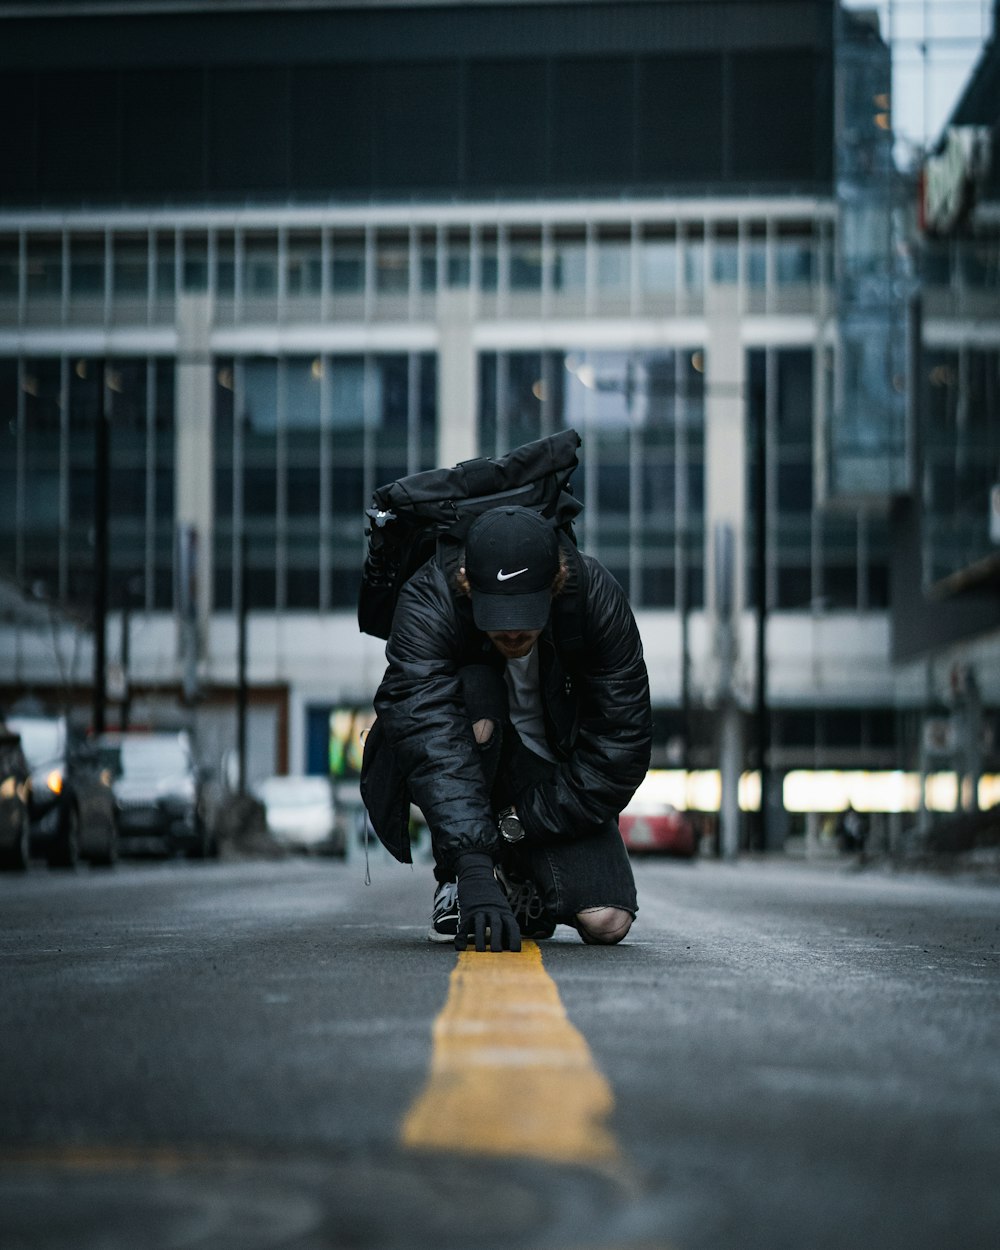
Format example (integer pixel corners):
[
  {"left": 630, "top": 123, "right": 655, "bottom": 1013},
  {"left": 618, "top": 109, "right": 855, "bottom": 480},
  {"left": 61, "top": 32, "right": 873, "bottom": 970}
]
[{"left": 4, "top": 0, "right": 980, "bottom": 825}]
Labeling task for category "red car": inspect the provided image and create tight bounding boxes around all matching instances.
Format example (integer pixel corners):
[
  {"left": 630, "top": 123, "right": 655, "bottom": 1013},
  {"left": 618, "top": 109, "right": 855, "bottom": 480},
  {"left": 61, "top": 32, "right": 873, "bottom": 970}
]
[{"left": 619, "top": 802, "right": 697, "bottom": 858}]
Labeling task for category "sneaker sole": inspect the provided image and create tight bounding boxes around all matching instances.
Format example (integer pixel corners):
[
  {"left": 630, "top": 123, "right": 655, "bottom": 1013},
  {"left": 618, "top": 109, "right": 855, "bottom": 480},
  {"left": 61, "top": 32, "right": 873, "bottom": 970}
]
[{"left": 428, "top": 926, "right": 457, "bottom": 943}]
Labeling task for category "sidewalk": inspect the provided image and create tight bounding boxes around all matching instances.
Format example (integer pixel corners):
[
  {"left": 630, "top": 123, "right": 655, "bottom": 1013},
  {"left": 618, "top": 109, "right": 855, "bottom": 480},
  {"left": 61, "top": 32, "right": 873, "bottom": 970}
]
[{"left": 776, "top": 838, "right": 1000, "bottom": 884}]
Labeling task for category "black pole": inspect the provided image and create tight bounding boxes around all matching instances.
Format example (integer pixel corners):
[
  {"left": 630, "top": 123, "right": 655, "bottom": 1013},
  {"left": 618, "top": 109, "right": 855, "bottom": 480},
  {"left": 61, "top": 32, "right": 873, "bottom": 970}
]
[
  {"left": 236, "top": 521, "right": 248, "bottom": 796},
  {"left": 120, "top": 599, "right": 131, "bottom": 732},
  {"left": 120, "top": 575, "right": 140, "bottom": 732},
  {"left": 92, "top": 361, "right": 109, "bottom": 736},
  {"left": 679, "top": 523, "right": 691, "bottom": 778},
  {"left": 753, "top": 363, "right": 770, "bottom": 852}
]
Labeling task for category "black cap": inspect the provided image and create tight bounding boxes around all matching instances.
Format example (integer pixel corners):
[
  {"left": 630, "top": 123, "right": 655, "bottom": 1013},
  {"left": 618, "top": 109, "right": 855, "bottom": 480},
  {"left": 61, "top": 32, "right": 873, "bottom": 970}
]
[{"left": 464, "top": 507, "right": 560, "bottom": 633}]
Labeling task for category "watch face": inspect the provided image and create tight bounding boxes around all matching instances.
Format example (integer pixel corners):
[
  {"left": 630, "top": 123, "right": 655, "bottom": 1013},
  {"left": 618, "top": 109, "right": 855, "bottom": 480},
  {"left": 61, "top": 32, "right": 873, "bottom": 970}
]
[{"left": 500, "top": 813, "right": 524, "bottom": 843}]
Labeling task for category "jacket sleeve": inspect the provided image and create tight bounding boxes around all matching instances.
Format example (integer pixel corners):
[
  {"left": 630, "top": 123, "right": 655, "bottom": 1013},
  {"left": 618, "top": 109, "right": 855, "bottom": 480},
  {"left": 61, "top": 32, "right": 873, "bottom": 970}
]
[
  {"left": 373, "top": 561, "right": 498, "bottom": 872},
  {"left": 517, "top": 559, "right": 652, "bottom": 841}
]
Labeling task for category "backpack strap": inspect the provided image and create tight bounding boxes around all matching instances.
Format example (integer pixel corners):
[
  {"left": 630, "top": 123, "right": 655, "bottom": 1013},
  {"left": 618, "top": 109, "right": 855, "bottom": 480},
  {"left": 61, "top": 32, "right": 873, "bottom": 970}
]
[
  {"left": 436, "top": 533, "right": 463, "bottom": 584},
  {"left": 552, "top": 533, "right": 589, "bottom": 671}
]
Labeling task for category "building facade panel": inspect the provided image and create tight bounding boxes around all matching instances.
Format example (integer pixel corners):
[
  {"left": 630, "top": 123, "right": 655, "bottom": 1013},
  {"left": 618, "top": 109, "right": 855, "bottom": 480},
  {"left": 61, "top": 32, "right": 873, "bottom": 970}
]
[{"left": 8, "top": 2, "right": 989, "bottom": 834}]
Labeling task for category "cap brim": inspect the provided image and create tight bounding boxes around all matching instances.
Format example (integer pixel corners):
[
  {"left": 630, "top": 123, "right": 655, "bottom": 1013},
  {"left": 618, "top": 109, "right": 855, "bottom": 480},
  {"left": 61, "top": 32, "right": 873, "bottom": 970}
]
[{"left": 471, "top": 587, "right": 552, "bottom": 633}]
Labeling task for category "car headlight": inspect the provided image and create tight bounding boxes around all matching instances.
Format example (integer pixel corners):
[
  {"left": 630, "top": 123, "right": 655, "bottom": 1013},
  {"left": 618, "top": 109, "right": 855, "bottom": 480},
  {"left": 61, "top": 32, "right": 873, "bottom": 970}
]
[{"left": 30, "top": 768, "right": 63, "bottom": 797}]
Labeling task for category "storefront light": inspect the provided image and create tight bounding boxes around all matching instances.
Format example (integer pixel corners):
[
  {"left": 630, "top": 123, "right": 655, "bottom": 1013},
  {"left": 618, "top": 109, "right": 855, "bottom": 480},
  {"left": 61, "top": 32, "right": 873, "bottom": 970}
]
[
  {"left": 638, "top": 769, "right": 1000, "bottom": 815},
  {"left": 980, "top": 776, "right": 1000, "bottom": 809},
  {"left": 738, "top": 770, "right": 761, "bottom": 812},
  {"left": 924, "top": 772, "right": 959, "bottom": 813}
]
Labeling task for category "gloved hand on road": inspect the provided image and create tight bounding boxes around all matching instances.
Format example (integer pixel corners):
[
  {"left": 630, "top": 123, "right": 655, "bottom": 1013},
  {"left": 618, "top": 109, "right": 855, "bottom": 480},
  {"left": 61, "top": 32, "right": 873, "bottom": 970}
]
[{"left": 454, "top": 852, "right": 521, "bottom": 953}]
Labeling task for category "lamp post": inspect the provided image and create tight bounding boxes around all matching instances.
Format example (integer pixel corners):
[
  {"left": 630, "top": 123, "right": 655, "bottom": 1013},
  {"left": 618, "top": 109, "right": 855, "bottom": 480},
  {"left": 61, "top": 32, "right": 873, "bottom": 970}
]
[
  {"left": 119, "top": 574, "right": 144, "bottom": 732},
  {"left": 753, "top": 364, "right": 770, "bottom": 852},
  {"left": 236, "top": 509, "right": 248, "bottom": 797},
  {"left": 92, "top": 361, "right": 109, "bottom": 736}
]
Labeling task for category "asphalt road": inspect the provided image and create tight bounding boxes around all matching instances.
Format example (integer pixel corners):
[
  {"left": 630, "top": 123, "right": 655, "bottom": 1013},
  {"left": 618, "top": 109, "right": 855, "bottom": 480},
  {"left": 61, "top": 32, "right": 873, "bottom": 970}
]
[{"left": 1, "top": 849, "right": 998, "bottom": 1250}]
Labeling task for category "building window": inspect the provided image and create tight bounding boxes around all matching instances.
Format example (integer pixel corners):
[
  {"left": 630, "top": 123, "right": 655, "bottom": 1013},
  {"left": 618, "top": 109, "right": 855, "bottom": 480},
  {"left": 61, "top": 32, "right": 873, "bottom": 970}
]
[
  {"left": 746, "top": 225, "right": 767, "bottom": 288},
  {"left": 509, "top": 233, "right": 544, "bottom": 291},
  {"left": 640, "top": 228, "right": 678, "bottom": 297},
  {"left": 113, "top": 234, "right": 150, "bottom": 299},
  {"left": 0, "top": 355, "right": 172, "bottom": 613},
  {"left": 711, "top": 224, "right": 739, "bottom": 285},
  {"left": 551, "top": 229, "right": 587, "bottom": 296},
  {"left": 682, "top": 227, "right": 705, "bottom": 298},
  {"left": 922, "top": 346, "right": 1000, "bottom": 588},
  {"left": 216, "top": 235, "right": 236, "bottom": 299},
  {"left": 182, "top": 233, "right": 210, "bottom": 293},
  {"left": 26, "top": 237, "right": 62, "bottom": 304},
  {"left": 479, "top": 347, "right": 705, "bottom": 609},
  {"left": 595, "top": 226, "right": 630, "bottom": 301},
  {"left": 330, "top": 233, "right": 365, "bottom": 296},
  {"left": 154, "top": 233, "right": 176, "bottom": 305},
  {"left": 286, "top": 233, "right": 322, "bottom": 298},
  {"left": 747, "top": 346, "right": 890, "bottom": 612},
  {"left": 244, "top": 234, "right": 279, "bottom": 299},
  {"left": 214, "top": 352, "right": 437, "bottom": 611},
  {"left": 22, "top": 358, "right": 63, "bottom": 598},
  {"left": 375, "top": 234, "right": 409, "bottom": 296},
  {"left": 69, "top": 235, "right": 105, "bottom": 300},
  {"left": 775, "top": 231, "right": 814, "bottom": 285},
  {"left": 445, "top": 229, "right": 471, "bottom": 289}
]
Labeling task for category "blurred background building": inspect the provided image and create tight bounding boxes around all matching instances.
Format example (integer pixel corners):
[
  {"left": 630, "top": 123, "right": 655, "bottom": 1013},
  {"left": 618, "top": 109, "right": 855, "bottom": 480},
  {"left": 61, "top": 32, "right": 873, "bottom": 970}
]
[{"left": 0, "top": 0, "right": 997, "bottom": 849}]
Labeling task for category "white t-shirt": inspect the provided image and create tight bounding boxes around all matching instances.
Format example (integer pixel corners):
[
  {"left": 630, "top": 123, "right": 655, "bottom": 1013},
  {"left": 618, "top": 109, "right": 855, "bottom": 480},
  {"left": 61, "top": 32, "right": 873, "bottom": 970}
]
[{"left": 504, "top": 645, "right": 557, "bottom": 763}]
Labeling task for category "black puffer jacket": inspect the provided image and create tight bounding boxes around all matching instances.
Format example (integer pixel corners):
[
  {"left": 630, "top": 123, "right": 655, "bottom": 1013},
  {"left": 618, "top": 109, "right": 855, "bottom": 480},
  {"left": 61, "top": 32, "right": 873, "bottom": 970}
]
[{"left": 372, "top": 549, "right": 652, "bottom": 873}]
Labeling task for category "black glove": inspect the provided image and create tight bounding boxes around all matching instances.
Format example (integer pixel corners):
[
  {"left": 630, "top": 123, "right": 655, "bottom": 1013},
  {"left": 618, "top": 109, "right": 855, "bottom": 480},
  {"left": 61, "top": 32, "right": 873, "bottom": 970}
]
[{"left": 454, "top": 852, "right": 521, "bottom": 953}]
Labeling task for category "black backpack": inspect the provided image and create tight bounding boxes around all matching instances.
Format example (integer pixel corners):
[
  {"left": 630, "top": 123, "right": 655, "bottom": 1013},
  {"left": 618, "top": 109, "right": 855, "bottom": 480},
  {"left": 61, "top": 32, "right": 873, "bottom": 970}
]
[{"left": 358, "top": 428, "right": 586, "bottom": 645}]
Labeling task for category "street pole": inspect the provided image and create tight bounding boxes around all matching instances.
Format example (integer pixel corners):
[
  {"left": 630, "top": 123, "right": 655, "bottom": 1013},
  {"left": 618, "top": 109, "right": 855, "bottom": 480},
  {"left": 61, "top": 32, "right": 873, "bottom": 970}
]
[
  {"left": 236, "top": 521, "right": 248, "bottom": 796},
  {"left": 713, "top": 521, "right": 740, "bottom": 860},
  {"left": 92, "top": 360, "right": 109, "bottom": 736},
  {"left": 753, "top": 355, "right": 771, "bottom": 852},
  {"left": 119, "top": 574, "right": 141, "bottom": 732},
  {"left": 120, "top": 597, "right": 130, "bottom": 732},
  {"left": 681, "top": 598, "right": 691, "bottom": 773}
]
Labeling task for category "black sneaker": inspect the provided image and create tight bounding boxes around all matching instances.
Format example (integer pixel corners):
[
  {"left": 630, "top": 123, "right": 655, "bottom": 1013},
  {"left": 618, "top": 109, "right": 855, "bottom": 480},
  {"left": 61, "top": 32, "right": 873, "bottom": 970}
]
[
  {"left": 495, "top": 865, "right": 556, "bottom": 939},
  {"left": 429, "top": 880, "right": 459, "bottom": 943}
]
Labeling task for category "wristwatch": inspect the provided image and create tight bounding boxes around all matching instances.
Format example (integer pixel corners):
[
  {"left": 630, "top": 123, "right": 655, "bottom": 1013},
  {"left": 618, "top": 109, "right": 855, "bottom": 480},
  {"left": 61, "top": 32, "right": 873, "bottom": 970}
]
[{"left": 498, "top": 805, "right": 525, "bottom": 843}]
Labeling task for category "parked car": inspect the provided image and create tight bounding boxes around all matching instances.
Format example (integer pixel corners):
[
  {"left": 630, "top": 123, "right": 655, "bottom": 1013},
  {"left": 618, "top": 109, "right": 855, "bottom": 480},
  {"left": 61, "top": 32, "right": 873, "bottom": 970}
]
[
  {"left": 7, "top": 715, "right": 118, "bottom": 868},
  {"left": 254, "top": 774, "right": 345, "bottom": 855},
  {"left": 619, "top": 792, "right": 697, "bottom": 858},
  {"left": 0, "top": 723, "right": 30, "bottom": 871},
  {"left": 96, "top": 731, "right": 215, "bottom": 859}
]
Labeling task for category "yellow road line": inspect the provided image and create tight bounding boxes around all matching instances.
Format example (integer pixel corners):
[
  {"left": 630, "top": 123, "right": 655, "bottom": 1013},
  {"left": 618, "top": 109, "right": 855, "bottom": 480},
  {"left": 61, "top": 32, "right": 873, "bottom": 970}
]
[{"left": 401, "top": 941, "right": 621, "bottom": 1166}]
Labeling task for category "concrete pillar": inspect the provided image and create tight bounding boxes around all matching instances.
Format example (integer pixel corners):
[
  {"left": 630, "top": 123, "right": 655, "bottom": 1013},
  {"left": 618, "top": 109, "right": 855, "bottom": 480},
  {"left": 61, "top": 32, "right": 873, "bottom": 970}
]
[
  {"left": 437, "top": 287, "right": 478, "bottom": 467},
  {"left": 806, "top": 809, "right": 822, "bottom": 859},
  {"left": 705, "top": 285, "right": 747, "bottom": 623},
  {"left": 705, "top": 286, "right": 747, "bottom": 858},
  {"left": 175, "top": 294, "right": 215, "bottom": 688},
  {"left": 719, "top": 704, "right": 743, "bottom": 860}
]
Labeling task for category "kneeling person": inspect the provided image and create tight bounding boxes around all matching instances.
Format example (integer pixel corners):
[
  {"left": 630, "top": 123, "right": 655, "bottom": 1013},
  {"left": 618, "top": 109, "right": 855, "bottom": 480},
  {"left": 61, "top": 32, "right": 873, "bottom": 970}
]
[{"left": 372, "top": 506, "right": 652, "bottom": 951}]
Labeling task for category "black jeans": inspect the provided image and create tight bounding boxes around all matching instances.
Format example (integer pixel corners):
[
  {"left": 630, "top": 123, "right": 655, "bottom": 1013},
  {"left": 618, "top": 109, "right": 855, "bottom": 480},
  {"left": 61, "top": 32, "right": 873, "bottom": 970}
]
[{"left": 448, "top": 665, "right": 638, "bottom": 924}]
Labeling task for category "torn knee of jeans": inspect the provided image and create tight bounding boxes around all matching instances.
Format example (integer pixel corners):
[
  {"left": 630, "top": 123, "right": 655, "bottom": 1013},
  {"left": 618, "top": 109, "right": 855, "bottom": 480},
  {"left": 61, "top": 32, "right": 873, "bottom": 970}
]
[
  {"left": 472, "top": 717, "right": 496, "bottom": 746},
  {"left": 576, "top": 906, "right": 633, "bottom": 945}
]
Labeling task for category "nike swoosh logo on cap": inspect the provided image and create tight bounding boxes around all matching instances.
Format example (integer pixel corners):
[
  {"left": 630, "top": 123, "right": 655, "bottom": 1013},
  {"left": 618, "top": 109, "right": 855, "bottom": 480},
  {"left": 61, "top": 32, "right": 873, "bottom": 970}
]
[{"left": 496, "top": 567, "right": 529, "bottom": 582}]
